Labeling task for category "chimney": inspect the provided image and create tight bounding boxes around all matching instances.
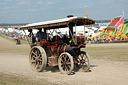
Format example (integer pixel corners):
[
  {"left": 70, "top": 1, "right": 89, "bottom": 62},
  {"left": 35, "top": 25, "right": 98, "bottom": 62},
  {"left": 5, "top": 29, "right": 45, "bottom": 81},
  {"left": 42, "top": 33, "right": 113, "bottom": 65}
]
[{"left": 67, "top": 15, "right": 74, "bottom": 18}]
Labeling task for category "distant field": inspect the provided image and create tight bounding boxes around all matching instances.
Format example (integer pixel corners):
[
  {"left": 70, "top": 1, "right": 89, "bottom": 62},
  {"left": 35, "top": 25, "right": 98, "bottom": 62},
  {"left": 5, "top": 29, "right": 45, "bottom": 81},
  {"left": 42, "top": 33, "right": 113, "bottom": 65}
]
[
  {"left": 0, "top": 34, "right": 28, "bottom": 44},
  {"left": 0, "top": 35, "right": 30, "bottom": 55},
  {"left": 83, "top": 43, "right": 128, "bottom": 62}
]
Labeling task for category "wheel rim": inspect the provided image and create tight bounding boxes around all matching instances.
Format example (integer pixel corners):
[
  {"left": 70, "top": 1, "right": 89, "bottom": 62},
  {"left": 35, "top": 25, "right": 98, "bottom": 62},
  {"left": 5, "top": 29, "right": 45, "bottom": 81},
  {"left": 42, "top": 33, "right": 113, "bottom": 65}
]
[
  {"left": 58, "top": 52, "right": 74, "bottom": 75},
  {"left": 30, "top": 46, "right": 47, "bottom": 72},
  {"left": 77, "top": 52, "right": 90, "bottom": 71}
]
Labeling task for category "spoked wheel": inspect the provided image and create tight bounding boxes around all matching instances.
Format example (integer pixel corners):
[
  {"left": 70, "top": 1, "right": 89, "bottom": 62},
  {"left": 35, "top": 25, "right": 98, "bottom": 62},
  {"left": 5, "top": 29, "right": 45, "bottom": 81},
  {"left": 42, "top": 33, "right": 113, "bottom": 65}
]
[
  {"left": 58, "top": 52, "right": 74, "bottom": 75},
  {"left": 77, "top": 51, "right": 91, "bottom": 72},
  {"left": 29, "top": 46, "right": 47, "bottom": 72}
]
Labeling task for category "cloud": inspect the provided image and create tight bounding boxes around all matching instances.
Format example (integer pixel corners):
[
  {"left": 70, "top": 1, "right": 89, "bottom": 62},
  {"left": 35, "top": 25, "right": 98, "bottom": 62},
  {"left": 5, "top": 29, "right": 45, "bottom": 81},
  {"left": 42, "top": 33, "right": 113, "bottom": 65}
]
[
  {"left": 36, "top": 1, "right": 55, "bottom": 5},
  {"left": 4, "top": 0, "right": 14, "bottom": 1},
  {"left": 77, "top": 6, "right": 88, "bottom": 9},
  {"left": 36, "top": 1, "right": 43, "bottom": 5},
  {"left": 59, "top": 7, "right": 66, "bottom": 10},
  {"left": 27, "top": 9, "right": 36, "bottom": 12},
  {"left": 46, "top": 2, "right": 55, "bottom": 5},
  {"left": 2, "top": 11, "right": 8, "bottom": 14},
  {"left": 40, "top": 8, "right": 45, "bottom": 10},
  {"left": 16, "top": 1, "right": 30, "bottom": 5},
  {"left": 3, "top": 0, "right": 18, "bottom": 2},
  {"left": 4, "top": 6, "right": 16, "bottom": 10},
  {"left": 97, "top": 0, "right": 114, "bottom": 5},
  {"left": 0, "top": 2, "right": 7, "bottom": 5}
]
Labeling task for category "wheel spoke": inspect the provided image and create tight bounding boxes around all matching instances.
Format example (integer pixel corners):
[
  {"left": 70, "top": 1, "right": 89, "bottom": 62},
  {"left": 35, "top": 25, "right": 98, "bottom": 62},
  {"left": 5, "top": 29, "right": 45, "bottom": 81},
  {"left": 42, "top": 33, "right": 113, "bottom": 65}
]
[
  {"left": 79, "top": 55, "right": 83, "bottom": 60},
  {"left": 32, "top": 51, "right": 37, "bottom": 56},
  {"left": 84, "top": 55, "right": 87, "bottom": 59},
  {"left": 67, "top": 57, "right": 70, "bottom": 62},
  {"left": 33, "top": 62, "right": 36, "bottom": 67},
  {"left": 82, "top": 64, "right": 85, "bottom": 69},
  {"left": 61, "top": 57, "right": 65, "bottom": 63},
  {"left": 67, "top": 64, "right": 71, "bottom": 70},
  {"left": 65, "top": 66, "right": 68, "bottom": 71},
  {"left": 64, "top": 55, "right": 67, "bottom": 62},
  {"left": 66, "top": 61, "right": 71, "bottom": 65},
  {"left": 61, "top": 64, "right": 64, "bottom": 67},
  {"left": 31, "top": 59, "right": 36, "bottom": 63},
  {"left": 35, "top": 50, "right": 38, "bottom": 54},
  {"left": 63, "top": 65, "right": 66, "bottom": 71},
  {"left": 36, "top": 65, "right": 39, "bottom": 69},
  {"left": 38, "top": 54, "right": 41, "bottom": 57},
  {"left": 80, "top": 54, "right": 83, "bottom": 58},
  {"left": 84, "top": 62, "right": 88, "bottom": 67},
  {"left": 37, "top": 50, "right": 39, "bottom": 56},
  {"left": 38, "top": 58, "right": 42, "bottom": 62},
  {"left": 32, "top": 55, "right": 36, "bottom": 59}
]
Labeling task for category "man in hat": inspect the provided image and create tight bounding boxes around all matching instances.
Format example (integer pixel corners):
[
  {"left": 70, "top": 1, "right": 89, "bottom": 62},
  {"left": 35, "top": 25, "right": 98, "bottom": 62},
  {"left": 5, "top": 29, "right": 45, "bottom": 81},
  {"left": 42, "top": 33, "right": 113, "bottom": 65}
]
[{"left": 36, "top": 28, "right": 47, "bottom": 42}]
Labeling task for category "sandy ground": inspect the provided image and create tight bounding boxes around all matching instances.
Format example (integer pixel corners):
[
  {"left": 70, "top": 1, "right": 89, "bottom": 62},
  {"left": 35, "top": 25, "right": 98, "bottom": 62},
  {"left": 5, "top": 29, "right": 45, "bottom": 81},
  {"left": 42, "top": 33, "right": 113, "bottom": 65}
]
[{"left": 0, "top": 36, "right": 128, "bottom": 85}]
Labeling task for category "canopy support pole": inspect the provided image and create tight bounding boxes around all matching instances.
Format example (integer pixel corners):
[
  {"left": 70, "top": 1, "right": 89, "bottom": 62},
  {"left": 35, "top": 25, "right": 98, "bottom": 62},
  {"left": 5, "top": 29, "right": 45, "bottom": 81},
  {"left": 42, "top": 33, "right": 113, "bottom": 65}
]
[
  {"left": 88, "top": 26, "right": 90, "bottom": 38},
  {"left": 58, "top": 29, "right": 63, "bottom": 38},
  {"left": 23, "top": 30, "right": 31, "bottom": 47},
  {"left": 75, "top": 23, "right": 77, "bottom": 44},
  {"left": 67, "top": 24, "right": 76, "bottom": 45},
  {"left": 84, "top": 24, "right": 86, "bottom": 41},
  {"left": 47, "top": 30, "right": 48, "bottom": 40}
]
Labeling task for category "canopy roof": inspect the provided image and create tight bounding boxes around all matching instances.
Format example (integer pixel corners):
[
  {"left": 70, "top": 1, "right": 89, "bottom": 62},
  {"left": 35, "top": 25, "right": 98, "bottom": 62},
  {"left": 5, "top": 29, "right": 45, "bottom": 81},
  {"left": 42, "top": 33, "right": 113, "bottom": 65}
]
[{"left": 20, "top": 16, "right": 95, "bottom": 30}]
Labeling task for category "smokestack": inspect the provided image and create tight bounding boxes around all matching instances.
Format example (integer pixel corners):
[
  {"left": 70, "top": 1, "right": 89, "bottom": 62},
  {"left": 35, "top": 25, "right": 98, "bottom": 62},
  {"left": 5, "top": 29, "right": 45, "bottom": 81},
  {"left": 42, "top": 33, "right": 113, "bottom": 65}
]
[{"left": 67, "top": 15, "right": 74, "bottom": 18}]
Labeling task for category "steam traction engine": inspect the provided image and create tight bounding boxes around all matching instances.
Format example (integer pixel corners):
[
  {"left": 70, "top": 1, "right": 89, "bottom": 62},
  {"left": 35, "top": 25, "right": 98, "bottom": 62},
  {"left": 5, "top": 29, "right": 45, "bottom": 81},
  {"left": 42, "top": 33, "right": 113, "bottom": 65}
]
[{"left": 20, "top": 16, "right": 95, "bottom": 75}]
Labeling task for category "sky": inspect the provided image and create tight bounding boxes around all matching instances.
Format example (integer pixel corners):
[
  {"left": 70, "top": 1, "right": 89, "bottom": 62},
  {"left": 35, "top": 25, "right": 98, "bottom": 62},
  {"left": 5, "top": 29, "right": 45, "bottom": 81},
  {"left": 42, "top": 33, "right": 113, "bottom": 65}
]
[{"left": 0, "top": 0, "right": 127, "bottom": 23}]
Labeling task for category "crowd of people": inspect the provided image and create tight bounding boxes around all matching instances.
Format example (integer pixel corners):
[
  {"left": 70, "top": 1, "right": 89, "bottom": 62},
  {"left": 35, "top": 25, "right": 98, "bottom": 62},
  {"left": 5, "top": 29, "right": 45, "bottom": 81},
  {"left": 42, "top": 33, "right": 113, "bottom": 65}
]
[
  {"left": 0, "top": 29, "right": 26, "bottom": 40},
  {"left": 0, "top": 28, "right": 128, "bottom": 44},
  {"left": 88, "top": 36, "right": 128, "bottom": 43}
]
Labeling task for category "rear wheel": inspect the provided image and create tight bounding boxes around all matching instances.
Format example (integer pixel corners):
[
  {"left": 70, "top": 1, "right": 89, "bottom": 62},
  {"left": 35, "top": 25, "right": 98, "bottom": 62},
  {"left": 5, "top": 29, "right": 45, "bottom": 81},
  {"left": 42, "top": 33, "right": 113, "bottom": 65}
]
[
  {"left": 58, "top": 52, "right": 74, "bottom": 75},
  {"left": 29, "top": 46, "right": 47, "bottom": 72},
  {"left": 77, "top": 51, "right": 91, "bottom": 72}
]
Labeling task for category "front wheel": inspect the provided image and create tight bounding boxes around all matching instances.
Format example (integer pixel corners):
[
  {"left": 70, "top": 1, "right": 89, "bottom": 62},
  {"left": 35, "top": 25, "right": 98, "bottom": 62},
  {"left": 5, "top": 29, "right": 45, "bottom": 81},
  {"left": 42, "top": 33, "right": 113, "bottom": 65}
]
[
  {"left": 58, "top": 52, "right": 74, "bottom": 75},
  {"left": 29, "top": 46, "right": 47, "bottom": 72},
  {"left": 77, "top": 51, "right": 91, "bottom": 72}
]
